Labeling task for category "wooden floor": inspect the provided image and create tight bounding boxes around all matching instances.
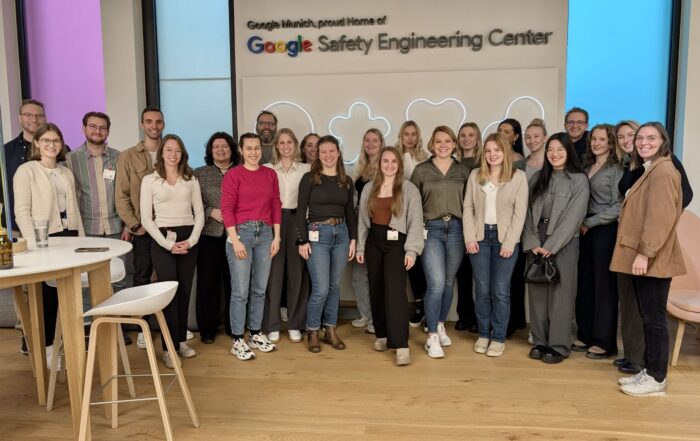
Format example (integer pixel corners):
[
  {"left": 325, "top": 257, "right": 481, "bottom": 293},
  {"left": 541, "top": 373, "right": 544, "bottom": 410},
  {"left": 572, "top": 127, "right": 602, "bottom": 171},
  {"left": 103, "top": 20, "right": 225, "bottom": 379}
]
[{"left": 1, "top": 321, "right": 699, "bottom": 441}]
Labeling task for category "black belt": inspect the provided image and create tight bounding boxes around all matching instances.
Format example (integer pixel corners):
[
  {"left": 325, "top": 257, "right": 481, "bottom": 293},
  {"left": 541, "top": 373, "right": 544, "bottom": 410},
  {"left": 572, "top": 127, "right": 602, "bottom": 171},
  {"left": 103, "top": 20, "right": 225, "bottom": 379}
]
[{"left": 282, "top": 209, "right": 297, "bottom": 214}]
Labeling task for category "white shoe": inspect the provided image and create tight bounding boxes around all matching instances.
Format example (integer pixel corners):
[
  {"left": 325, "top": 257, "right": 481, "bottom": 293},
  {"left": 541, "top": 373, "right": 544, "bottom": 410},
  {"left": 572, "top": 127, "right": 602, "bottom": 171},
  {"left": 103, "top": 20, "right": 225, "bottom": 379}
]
[
  {"left": 396, "top": 348, "right": 411, "bottom": 366},
  {"left": 186, "top": 330, "right": 194, "bottom": 340},
  {"left": 288, "top": 330, "right": 302, "bottom": 343},
  {"left": 352, "top": 316, "right": 370, "bottom": 328},
  {"left": 424, "top": 334, "right": 445, "bottom": 358},
  {"left": 248, "top": 333, "right": 276, "bottom": 353},
  {"left": 267, "top": 331, "right": 280, "bottom": 343},
  {"left": 163, "top": 351, "right": 181, "bottom": 369},
  {"left": 528, "top": 331, "right": 534, "bottom": 345},
  {"left": 374, "top": 338, "right": 388, "bottom": 352},
  {"left": 474, "top": 337, "right": 490, "bottom": 354},
  {"left": 437, "top": 322, "right": 451, "bottom": 346},
  {"left": 618, "top": 368, "right": 647, "bottom": 386},
  {"left": 620, "top": 371, "right": 667, "bottom": 397},
  {"left": 178, "top": 342, "right": 197, "bottom": 358},
  {"left": 231, "top": 338, "right": 255, "bottom": 361},
  {"left": 136, "top": 332, "right": 147, "bottom": 349},
  {"left": 486, "top": 341, "right": 505, "bottom": 357},
  {"left": 280, "top": 307, "right": 288, "bottom": 323},
  {"left": 46, "top": 345, "right": 61, "bottom": 371},
  {"left": 366, "top": 322, "right": 375, "bottom": 334}
]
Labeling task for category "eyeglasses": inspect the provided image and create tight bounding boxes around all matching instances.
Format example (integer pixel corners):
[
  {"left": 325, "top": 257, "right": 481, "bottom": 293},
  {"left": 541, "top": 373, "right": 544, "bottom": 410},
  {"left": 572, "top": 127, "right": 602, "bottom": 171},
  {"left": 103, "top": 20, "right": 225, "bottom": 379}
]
[
  {"left": 87, "top": 123, "right": 109, "bottom": 132},
  {"left": 566, "top": 120, "right": 586, "bottom": 126},
  {"left": 21, "top": 112, "right": 46, "bottom": 120},
  {"left": 256, "top": 121, "right": 276, "bottom": 127},
  {"left": 38, "top": 138, "right": 63, "bottom": 147}
]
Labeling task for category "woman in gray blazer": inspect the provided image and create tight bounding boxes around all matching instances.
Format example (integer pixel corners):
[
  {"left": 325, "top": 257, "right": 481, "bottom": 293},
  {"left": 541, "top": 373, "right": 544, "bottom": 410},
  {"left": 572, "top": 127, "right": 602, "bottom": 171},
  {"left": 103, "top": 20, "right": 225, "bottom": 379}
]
[{"left": 522, "top": 133, "right": 589, "bottom": 364}]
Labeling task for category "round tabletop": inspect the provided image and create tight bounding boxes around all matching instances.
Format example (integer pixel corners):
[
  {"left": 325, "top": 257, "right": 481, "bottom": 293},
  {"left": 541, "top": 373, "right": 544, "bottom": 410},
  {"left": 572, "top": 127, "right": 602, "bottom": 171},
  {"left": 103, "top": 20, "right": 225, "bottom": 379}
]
[{"left": 0, "top": 236, "right": 133, "bottom": 278}]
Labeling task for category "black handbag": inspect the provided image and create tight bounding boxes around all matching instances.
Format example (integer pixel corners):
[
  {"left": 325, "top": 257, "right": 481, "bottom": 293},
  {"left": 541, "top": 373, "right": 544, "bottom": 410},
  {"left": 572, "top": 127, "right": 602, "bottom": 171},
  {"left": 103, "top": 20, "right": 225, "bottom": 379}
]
[{"left": 524, "top": 253, "right": 560, "bottom": 284}]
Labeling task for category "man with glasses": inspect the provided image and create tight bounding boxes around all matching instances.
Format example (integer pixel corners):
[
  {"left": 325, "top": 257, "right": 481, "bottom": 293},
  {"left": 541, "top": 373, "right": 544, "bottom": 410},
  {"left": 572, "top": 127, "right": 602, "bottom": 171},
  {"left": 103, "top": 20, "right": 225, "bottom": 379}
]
[
  {"left": 255, "top": 110, "right": 277, "bottom": 164},
  {"left": 564, "top": 107, "right": 590, "bottom": 159}
]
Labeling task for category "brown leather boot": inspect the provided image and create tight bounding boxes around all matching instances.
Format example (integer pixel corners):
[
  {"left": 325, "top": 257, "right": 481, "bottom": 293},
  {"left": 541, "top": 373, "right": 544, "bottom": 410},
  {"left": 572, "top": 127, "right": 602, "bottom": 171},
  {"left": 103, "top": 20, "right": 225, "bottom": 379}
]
[
  {"left": 322, "top": 325, "right": 346, "bottom": 350},
  {"left": 307, "top": 330, "right": 321, "bottom": 353}
]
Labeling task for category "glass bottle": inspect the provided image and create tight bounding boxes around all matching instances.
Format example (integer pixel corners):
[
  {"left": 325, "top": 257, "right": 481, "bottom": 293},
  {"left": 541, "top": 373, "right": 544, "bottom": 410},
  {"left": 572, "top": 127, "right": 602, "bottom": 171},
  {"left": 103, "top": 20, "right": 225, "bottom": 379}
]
[{"left": 0, "top": 226, "right": 14, "bottom": 269}]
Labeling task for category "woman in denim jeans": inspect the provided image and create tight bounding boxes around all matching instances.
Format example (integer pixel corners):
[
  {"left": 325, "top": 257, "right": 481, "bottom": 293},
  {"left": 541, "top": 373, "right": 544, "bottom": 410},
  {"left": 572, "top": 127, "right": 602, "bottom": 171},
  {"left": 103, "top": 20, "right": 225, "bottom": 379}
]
[
  {"left": 221, "top": 133, "right": 282, "bottom": 361},
  {"left": 463, "top": 133, "right": 528, "bottom": 357},
  {"left": 296, "top": 135, "right": 357, "bottom": 353},
  {"left": 410, "top": 126, "right": 469, "bottom": 359}
]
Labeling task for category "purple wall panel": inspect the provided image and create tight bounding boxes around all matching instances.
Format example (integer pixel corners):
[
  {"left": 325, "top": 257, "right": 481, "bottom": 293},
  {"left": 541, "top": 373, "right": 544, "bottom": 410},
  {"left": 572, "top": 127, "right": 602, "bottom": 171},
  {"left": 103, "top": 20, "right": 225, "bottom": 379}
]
[{"left": 24, "top": 0, "right": 106, "bottom": 149}]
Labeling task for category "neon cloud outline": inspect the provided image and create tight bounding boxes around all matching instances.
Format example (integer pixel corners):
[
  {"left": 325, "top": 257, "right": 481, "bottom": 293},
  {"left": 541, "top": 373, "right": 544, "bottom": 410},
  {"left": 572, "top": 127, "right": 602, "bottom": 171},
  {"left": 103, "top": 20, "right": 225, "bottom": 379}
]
[
  {"left": 254, "top": 100, "right": 316, "bottom": 133},
  {"left": 327, "top": 101, "right": 391, "bottom": 165},
  {"left": 482, "top": 95, "right": 546, "bottom": 136},
  {"left": 404, "top": 97, "right": 468, "bottom": 128}
]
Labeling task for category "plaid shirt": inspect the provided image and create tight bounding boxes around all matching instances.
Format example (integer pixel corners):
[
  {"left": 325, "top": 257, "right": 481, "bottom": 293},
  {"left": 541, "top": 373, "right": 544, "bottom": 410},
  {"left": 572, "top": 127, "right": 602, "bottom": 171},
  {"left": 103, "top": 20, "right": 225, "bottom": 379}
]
[{"left": 66, "top": 143, "right": 122, "bottom": 235}]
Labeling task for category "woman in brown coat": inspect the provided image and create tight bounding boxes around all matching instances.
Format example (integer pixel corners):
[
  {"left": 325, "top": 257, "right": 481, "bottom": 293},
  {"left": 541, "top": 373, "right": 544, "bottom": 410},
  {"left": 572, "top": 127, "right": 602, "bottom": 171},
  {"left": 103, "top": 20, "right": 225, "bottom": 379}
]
[{"left": 610, "top": 122, "right": 686, "bottom": 397}]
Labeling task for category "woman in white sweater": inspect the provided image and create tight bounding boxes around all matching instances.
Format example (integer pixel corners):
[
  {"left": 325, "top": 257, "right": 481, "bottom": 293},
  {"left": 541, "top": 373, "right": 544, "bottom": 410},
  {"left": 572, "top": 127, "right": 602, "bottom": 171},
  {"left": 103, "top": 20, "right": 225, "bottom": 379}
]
[
  {"left": 140, "top": 134, "right": 204, "bottom": 369},
  {"left": 13, "top": 123, "right": 84, "bottom": 363}
]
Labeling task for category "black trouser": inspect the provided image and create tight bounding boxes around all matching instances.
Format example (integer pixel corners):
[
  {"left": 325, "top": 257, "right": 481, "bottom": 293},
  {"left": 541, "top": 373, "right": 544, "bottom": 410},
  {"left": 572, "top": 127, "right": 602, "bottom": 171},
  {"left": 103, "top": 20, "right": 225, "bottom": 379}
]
[
  {"left": 407, "top": 256, "right": 426, "bottom": 303},
  {"left": 576, "top": 222, "right": 619, "bottom": 352},
  {"left": 132, "top": 233, "right": 154, "bottom": 287},
  {"left": 196, "top": 234, "right": 231, "bottom": 337},
  {"left": 151, "top": 226, "right": 198, "bottom": 350},
  {"left": 508, "top": 244, "right": 527, "bottom": 333},
  {"left": 264, "top": 210, "right": 310, "bottom": 332},
  {"left": 42, "top": 229, "right": 79, "bottom": 345},
  {"left": 366, "top": 224, "right": 409, "bottom": 349},
  {"left": 618, "top": 273, "right": 645, "bottom": 366},
  {"left": 632, "top": 275, "right": 671, "bottom": 382},
  {"left": 456, "top": 252, "right": 475, "bottom": 324}
]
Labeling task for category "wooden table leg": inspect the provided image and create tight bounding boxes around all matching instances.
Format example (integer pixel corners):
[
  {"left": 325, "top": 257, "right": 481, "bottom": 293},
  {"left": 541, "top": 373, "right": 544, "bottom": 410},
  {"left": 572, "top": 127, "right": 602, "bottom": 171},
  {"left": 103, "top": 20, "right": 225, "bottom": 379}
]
[
  {"left": 27, "top": 282, "right": 47, "bottom": 406},
  {"left": 12, "top": 286, "right": 36, "bottom": 378},
  {"left": 57, "top": 269, "right": 89, "bottom": 441}
]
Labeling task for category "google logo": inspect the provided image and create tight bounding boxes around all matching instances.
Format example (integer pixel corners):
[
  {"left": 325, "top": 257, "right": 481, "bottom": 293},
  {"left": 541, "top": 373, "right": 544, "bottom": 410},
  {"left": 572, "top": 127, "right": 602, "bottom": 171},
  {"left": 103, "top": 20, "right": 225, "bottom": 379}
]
[{"left": 247, "top": 35, "right": 313, "bottom": 58}]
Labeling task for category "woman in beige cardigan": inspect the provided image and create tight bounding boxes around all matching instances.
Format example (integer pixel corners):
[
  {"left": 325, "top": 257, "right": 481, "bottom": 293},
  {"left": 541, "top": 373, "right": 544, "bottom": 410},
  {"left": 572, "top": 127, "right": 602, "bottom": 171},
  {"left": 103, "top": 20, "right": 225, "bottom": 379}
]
[
  {"left": 463, "top": 133, "right": 528, "bottom": 357},
  {"left": 611, "top": 122, "right": 685, "bottom": 397},
  {"left": 13, "top": 123, "right": 84, "bottom": 364}
]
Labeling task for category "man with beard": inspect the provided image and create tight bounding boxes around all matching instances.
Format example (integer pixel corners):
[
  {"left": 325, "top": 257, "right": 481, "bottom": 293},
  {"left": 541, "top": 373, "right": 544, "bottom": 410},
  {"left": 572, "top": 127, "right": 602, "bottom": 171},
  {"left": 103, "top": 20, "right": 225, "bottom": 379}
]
[
  {"left": 564, "top": 107, "right": 590, "bottom": 160},
  {"left": 256, "top": 110, "right": 277, "bottom": 164}
]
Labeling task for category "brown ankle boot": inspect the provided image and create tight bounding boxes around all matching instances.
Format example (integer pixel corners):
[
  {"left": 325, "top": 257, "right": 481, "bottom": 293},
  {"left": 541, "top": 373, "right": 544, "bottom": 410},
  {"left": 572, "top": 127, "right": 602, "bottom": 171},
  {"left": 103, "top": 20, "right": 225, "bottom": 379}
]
[
  {"left": 307, "top": 330, "right": 321, "bottom": 353},
  {"left": 322, "top": 325, "right": 346, "bottom": 350}
]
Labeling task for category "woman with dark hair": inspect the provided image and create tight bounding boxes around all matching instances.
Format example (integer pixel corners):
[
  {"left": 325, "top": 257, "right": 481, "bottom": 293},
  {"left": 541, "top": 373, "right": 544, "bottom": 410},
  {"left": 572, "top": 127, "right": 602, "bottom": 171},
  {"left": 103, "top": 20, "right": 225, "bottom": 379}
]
[
  {"left": 612, "top": 122, "right": 685, "bottom": 396},
  {"left": 522, "top": 133, "right": 589, "bottom": 364},
  {"left": 193, "top": 131, "right": 239, "bottom": 344},
  {"left": 297, "top": 135, "right": 356, "bottom": 353},
  {"left": 497, "top": 118, "right": 525, "bottom": 160},
  {"left": 141, "top": 134, "right": 204, "bottom": 368},
  {"left": 222, "top": 132, "right": 281, "bottom": 361},
  {"left": 573, "top": 124, "right": 623, "bottom": 359},
  {"left": 411, "top": 126, "right": 469, "bottom": 359},
  {"left": 14, "top": 123, "right": 84, "bottom": 365},
  {"left": 263, "top": 128, "right": 310, "bottom": 344},
  {"left": 356, "top": 147, "right": 424, "bottom": 365},
  {"left": 300, "top": 133, "right": 319, "bottom": 164}
]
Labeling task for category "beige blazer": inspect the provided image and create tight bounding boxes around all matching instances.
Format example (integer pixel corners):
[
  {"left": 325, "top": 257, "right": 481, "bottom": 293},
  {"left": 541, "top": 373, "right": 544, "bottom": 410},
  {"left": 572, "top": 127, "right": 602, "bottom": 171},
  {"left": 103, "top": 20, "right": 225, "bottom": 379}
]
[
  {"left": 13, "top": 160, "right": 84, "bottom": 240},
  {"left": 462, "top": 168, "right": 528, "bottom": 252}
]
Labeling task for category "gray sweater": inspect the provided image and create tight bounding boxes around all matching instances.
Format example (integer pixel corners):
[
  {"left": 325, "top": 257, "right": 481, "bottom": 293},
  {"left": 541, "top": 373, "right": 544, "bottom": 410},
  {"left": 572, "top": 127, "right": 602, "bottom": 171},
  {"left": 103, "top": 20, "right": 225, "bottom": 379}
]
[
  {"left": 583, "top": 162, "right": 623, "bottom": 228},
  {"left": 193, "top": 164, "right": 227, "bottom": 237},
  {"left": 356, "top": 179, "right": 425, "bottom": 259}
]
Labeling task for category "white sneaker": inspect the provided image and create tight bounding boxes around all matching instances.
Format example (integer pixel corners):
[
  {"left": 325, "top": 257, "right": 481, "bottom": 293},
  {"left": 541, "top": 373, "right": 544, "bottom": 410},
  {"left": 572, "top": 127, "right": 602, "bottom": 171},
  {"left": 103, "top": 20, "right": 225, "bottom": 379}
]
[
  {"left": 474, "top": 337, "right": 490, "bottom": 354},
  {"left": 231, "top": 338, "right": 255, "bottom": 360},
  {"left": 267, "top": 331, "right": 280, "bottom": 343},
  {"left": 248, "top": 333, "right": 276, "bottom": 353},
  {"left": 186, "top": 330, "right": 194, "bottom": 340},
  {"left": 136, "top": 332, "right": 147, "bottom": 349},
  {"left": 618, "top": 368, "right": 647, "bottom": 386},
  {"left": 620, "top": 371, "right": 667, "bottom": 397},
  {"left": 437, "top": 322, "right": 451, "bottom": 346},
  {"left": 366, "top": 322, "right": 375, "bottom": 334},
  {"left": 486, "top": 341, "right": 505, "bottom": 357},
  {"left": 288, "top": 330, "right": 302, "bottom": 343},
  {"left": 423, "top": 324, "right": 428, "bottom": 333},
  {"left": 163, "top": 351, "right": 181, "bottom": 369},
  {"left": 374, "top": 337, "right": 388, "bottom": 352},
  {"left": 352, "top": 316, "right": 370, "bottom": 328},
  {"left": 280, "top": 307, "right": 288, "bottom": 323},
  {"left": 178, "top": 342, "right": 197, "bottom": 358},
  {"left": 528, "top": 331, "right": 534, "bottom": 345},
  {"left": 424, "top": 334, "right": 445, "bottom": 358}
]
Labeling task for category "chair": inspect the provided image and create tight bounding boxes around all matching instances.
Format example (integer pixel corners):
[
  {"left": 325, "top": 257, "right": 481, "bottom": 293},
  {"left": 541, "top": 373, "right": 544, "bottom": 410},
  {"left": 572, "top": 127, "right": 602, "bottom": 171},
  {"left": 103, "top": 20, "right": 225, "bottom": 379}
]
[
  {"left": 78, "top": 281, "right": 199, "bottom": 441},
  {"left": 46, "top": 258, "right": 135, "bottom": 411}
]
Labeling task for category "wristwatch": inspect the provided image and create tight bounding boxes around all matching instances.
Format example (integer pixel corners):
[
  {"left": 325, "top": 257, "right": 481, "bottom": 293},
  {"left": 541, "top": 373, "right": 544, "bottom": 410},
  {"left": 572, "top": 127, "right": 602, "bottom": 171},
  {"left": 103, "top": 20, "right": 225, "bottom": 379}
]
[{"left": 130, "top": 223, "right": 142, "bottom": 233}]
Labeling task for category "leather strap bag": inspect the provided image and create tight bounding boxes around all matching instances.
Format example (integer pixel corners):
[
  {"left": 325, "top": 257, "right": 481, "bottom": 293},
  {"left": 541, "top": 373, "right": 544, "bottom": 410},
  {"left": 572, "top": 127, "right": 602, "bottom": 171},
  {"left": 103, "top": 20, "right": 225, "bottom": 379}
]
[{"left": 524, "top": 253, "right": 560, "bottom": 284}]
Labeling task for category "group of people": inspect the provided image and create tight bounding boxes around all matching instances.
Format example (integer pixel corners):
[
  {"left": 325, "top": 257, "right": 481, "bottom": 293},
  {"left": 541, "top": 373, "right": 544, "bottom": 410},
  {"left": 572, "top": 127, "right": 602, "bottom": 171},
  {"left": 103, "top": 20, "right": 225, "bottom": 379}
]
[{"left": 3, "top": 100, "right": 690, "bottom": 397}]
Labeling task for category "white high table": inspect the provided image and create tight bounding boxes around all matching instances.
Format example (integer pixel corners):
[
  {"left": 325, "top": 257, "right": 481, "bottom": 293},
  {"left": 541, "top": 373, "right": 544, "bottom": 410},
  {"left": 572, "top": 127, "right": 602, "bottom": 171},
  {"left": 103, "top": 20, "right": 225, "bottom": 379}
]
[{"left": 0, "top": 236, "right": 132, "bottom": 440}]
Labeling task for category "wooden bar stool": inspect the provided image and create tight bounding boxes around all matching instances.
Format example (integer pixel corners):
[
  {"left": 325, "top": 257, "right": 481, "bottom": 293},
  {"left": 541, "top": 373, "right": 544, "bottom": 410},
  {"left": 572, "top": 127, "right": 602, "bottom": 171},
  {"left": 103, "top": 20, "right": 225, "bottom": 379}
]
[
  {"left": 46, "top": 257, "right": 135, "bottom": 411},
  {"left": 78, "top": 281, "right": 199, "bottom": 441}
]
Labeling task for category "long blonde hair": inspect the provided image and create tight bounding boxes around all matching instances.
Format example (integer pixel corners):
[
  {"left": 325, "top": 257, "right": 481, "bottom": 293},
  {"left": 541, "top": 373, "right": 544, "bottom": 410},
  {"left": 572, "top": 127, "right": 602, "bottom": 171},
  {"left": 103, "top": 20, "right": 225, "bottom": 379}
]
[
  {"left": 356, "top": 128, "right": 385, "bottom": 181},
  {"left": 368, "top": 147, "right": 404, "bottom": 218},
  {"left": 395, "top": 120, "right": 428, "bottom": 162},
  {"left": 457, "top": 122, "right": 483, "bottom": 161},
  {"left": 270, "top": 128, "right": 301, "bottom": 164},
  {"left": 477, "top": 133, "right": 514, "bottom": 184}
]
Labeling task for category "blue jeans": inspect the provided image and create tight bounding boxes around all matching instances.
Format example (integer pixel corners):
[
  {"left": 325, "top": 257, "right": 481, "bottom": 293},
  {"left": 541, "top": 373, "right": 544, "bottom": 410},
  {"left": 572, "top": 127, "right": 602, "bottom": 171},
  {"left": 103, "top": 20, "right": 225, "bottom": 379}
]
[
  {"left": 422, "top": 218, "right": 465, "bottom": 333},
  {"left": 469, "top": 225, "right": 520, "bottom": 343},
  {"left": 305, "top": 223, "right": 349, "bottom": 330},
  {"left": 226, "top": 221, "right": 273, "bottom": 336}
]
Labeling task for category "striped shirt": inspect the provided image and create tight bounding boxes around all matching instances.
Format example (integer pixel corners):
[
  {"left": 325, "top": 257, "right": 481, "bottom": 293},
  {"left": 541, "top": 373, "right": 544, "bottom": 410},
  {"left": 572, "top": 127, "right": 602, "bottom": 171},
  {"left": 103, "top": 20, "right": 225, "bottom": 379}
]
[{"left": 66, "top": 143, "right": 122, "bottom": 235}]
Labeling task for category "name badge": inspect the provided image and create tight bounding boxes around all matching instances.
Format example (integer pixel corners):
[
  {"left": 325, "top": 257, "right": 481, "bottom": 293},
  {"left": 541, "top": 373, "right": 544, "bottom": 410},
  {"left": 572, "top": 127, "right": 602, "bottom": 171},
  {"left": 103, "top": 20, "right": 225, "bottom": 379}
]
[
  {"left": 423, "top": 229, "right": 428, "bottom": 240},
  {"left": 103, "top": 169, "right": 116, "bottom": 181},
  {"left": 387, "top": 230, "right": 399, "bottom": 241},
  {"left": 166, "top": 230, "right": 177, "bottom": 242},
  {"left": 309, "top": 231, "right": 320, "bottom": 242}
]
